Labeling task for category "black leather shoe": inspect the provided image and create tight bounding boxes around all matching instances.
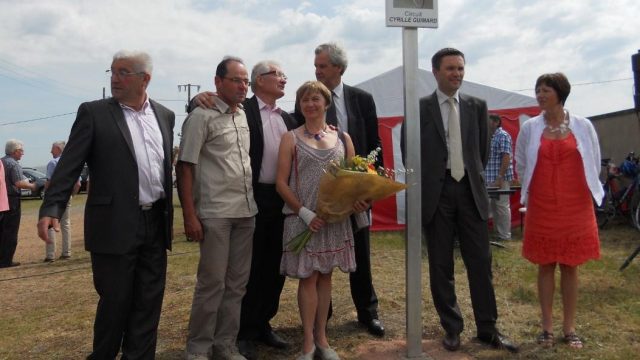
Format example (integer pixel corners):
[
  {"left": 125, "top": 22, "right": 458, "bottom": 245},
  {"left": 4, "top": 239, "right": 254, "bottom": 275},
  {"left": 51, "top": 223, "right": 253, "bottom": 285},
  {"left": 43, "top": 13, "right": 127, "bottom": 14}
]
[
  {"left": 0, "top": 261, "right": 21, "bottom": 268},
  {"left": 260, "top": 329, "right": 289, "bottom": 349},
  {"left": 477, "top": 332, "right": 519, "bottom": 353},
  {"left": 443, "top": 332, "right": 461, "bottom": 351},
  {"left": 362, "top": 319, "right": 385, "bottom": 337},
  {"left": 237, "top": 340, "right": 258, "bottom": 360}
]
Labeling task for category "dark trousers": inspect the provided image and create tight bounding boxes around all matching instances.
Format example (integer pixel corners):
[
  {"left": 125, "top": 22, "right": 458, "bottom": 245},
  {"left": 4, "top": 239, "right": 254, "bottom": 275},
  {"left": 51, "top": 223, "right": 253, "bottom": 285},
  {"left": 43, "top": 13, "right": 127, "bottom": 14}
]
[
  {"left": 238, "top": 184, "right": 286, "bottom": 340},
  {"left": 87, "top": 205, "right": 167, "bottom": 360},
  {"left": 425, "top": 174, "right": 497, "bottom": 336},
  {"left": 350, "top": 226, "right": 379, "bottom": 322},
  {"left": 0, "top": 196, "right": 21, "bottom": 267}
]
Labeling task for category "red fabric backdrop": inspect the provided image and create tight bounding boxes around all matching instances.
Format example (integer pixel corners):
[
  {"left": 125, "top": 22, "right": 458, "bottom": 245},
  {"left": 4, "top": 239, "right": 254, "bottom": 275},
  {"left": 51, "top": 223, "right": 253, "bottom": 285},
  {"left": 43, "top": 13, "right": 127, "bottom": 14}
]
[{"left": 370, "top": 106, "right": 540, "bottom": 231}]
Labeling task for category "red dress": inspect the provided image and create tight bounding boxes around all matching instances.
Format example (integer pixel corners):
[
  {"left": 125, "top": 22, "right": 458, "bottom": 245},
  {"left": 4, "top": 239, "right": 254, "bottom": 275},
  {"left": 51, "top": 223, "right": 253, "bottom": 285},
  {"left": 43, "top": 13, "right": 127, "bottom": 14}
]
[{"left": 523, "top": 133, "right": 600, "bottom": 266}]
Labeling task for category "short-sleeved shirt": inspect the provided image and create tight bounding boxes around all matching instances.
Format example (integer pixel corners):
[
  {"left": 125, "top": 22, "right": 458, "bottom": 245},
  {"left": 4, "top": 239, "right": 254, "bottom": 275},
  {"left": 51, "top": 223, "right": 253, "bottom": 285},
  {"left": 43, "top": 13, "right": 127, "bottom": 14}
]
[
  {"left": 1, "top": 155, "right": 26, "bottom": 197},
  {"left": 179, "top": 96, "right": 257, "bottom": 219},
  {"left": 46, "top": 157, "right": 60, "bottom": 178},
  {"left": 486, "top": 127, "right": 514, "bottom": 183}
]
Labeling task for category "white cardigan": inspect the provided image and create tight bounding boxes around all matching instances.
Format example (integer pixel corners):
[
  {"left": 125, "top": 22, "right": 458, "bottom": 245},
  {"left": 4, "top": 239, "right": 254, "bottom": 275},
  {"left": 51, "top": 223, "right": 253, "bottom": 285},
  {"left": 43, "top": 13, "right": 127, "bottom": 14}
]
[{"left": 515, "top": 112, "right": 604, "bottom": 206}]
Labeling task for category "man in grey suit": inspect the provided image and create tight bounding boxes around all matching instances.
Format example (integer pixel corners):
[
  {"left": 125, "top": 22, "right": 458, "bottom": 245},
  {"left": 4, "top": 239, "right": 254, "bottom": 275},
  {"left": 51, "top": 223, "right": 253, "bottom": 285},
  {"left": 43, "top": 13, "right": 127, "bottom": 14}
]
[
  {"left": 402, "top": 48, "right": 517, "bottom": 353},
  {"left": 38, "top": 50, "right": 174, "bottom": 359}
]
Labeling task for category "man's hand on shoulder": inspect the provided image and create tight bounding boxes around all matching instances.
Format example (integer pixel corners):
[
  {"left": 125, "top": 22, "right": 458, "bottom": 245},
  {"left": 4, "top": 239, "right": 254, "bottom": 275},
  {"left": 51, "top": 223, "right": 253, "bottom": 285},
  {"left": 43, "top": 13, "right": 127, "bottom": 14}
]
[{"left": 194, "top": 91, "right": 217, "bottom": 110}]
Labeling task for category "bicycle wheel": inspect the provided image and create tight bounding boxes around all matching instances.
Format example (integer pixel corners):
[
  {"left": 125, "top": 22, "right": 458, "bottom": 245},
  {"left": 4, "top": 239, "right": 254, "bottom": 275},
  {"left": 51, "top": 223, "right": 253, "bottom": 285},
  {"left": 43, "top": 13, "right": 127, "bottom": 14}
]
[
  {"left": 596, "top": 190, "right": 614, "bottom": 228},
  {"left": 632, "top": 194, "right": 640, "bottom": 231}
]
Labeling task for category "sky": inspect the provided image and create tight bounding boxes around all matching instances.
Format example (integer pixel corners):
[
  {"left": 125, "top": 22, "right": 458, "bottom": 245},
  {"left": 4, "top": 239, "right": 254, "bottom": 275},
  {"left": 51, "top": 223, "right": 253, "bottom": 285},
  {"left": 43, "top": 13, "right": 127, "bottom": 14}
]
[{"left": 1, "top": 0, "right": 639, "bottom": 167}]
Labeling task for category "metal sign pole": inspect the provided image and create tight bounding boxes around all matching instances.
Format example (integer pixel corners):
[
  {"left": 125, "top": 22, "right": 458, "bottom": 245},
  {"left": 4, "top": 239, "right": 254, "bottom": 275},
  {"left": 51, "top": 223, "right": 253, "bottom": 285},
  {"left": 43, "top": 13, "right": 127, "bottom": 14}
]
[
  {"left": 385, "top": 2, "right": 437, "bottom": 358},
  {"left": 402, "top": 27, "right": 425, "bottom": 360}
]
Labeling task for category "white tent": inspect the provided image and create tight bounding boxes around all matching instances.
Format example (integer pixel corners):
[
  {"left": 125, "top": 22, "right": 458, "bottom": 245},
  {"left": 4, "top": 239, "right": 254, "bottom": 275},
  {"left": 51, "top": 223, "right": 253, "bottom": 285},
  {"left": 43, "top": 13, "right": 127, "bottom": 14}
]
[{"left": 355, "top": 66, "right": 540, "bottom": 230}]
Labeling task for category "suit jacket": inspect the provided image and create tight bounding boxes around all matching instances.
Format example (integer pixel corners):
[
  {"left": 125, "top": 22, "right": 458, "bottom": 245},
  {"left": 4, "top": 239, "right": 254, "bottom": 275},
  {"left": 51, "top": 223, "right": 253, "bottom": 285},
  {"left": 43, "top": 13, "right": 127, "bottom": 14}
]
[
  {"left": 294, "top": 84, "right": 382, "bottom": 160},
  {"left": 243, "top": 95, "right": 298, "bottom": 186},
  {"left": 403, "top": 91, "right": 490, "bottom": 223},
  {"left": 39, "top": 98, "right": 175, "bottom": 254}
]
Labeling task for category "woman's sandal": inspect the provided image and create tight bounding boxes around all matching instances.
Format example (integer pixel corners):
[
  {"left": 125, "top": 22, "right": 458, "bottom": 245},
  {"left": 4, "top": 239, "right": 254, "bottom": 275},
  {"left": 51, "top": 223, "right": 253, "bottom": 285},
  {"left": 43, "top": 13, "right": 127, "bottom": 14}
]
[
  {"left": 563, "top": 332, "right": 583, "bottom": 349},
  {"left": 536, "top": 331, "right": 554, "bottom": 348}
]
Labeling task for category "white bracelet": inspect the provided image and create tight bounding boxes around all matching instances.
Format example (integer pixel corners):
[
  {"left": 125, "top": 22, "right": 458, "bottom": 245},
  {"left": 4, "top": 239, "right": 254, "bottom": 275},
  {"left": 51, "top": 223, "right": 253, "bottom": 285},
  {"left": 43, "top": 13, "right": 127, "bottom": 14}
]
[{"left": 298, "top": 206, "right": 316, "bottom": 226}]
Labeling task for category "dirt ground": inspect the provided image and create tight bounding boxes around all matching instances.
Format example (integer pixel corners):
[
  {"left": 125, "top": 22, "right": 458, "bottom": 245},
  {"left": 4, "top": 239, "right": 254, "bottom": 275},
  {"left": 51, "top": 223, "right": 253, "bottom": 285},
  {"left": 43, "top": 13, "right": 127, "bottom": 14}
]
[
  {"left": 4, "top": 196, "right": 493, "bottom": 359},
  {"left": 4, "top": 194, "right": 640, "bottom": 359}
]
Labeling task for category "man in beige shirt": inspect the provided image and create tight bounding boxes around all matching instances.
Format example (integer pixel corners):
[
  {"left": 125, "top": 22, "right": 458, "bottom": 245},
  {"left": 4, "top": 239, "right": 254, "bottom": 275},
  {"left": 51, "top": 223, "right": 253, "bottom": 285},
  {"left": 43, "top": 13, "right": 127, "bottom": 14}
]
[{"left": 177, "top": 56, "right": 257, "bottom": 360}]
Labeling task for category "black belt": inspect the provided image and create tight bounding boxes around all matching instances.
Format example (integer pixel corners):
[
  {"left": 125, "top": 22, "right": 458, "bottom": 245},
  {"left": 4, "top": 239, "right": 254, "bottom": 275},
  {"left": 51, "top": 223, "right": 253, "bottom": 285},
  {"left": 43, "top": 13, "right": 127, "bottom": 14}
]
[
  {"left": 254, "top": 183, "right": 276, "bottom": 191},
  {"left": 140, "top": 199, "right": 163, "bottom": 211},
  {"left": 445, "top": 169, "right": 467, "bottom": 178}
]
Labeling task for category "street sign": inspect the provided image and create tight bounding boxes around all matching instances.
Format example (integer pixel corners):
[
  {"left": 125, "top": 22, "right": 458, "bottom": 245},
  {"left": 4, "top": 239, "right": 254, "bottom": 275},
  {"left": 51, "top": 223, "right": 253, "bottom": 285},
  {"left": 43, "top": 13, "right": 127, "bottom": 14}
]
[{"left": 386, "top": 0, "right": 438, "bottom": 28}]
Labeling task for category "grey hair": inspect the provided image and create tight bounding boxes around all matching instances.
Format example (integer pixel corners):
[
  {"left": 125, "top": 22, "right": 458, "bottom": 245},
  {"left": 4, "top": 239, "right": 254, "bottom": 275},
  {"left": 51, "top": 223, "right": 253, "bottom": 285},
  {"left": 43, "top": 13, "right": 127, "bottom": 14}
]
[
  {"left": 315, "top": 43, "right": 348, "bottom": 75},
  {"left": 251, "top": 60, "right": 281, "bottom": 92},
  {"left": 5, "top": 139, "right": 24, "bottom": 155},
  {"left": 113, "top": 50, "right": 153, "bottom": 74},
  {"left": 52, "top": 140, "right": 66, "bottom": 151}
]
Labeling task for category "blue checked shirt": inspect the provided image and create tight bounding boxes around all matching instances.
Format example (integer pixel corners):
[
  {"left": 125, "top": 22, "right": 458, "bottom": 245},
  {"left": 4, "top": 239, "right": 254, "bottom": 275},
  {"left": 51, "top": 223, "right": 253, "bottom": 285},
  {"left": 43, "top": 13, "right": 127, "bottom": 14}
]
[{"left": 486, "top": 127, "right": 514, "bottom": 183}]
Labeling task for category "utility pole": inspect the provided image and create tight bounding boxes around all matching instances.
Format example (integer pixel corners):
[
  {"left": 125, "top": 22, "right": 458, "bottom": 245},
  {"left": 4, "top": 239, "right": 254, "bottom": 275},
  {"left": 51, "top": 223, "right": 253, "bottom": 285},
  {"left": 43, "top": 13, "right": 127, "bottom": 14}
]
[
  {"left": 178, "top": 84, "right": 201, "bottom": 112},
  {"left": 104, "top": 69, "right": 110, "bottom": 99}
]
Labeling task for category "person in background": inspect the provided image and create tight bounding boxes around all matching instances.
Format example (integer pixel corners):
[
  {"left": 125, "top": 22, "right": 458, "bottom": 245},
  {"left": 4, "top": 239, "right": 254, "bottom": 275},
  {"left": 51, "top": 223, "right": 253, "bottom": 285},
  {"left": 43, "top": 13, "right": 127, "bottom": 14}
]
[
  {"left": 277, "top": 80, "right": 363, "bottom": 360},
  {"left": 0, "top": 160, "right": 9, "bottom": 249},
  {"left": 0, "top": 139, "right": 37, "bottom": 268},
  {"left": 43, "top": 140, "right": 81, "bottom": 263},
  {"left": 486, "top": 114, "right": 514, "bottom": 241},
  {"left": 178, "top": 56, "right": 256, "bottom": 360},
  {"left": 38, "top": 50, "right": 175, "bottom": 358},
  {"left": 515, "top": 72, "right": 602, "bottom": 349},
  {"left": 297, "top": 42, "right": 385, "bottom": 337}
]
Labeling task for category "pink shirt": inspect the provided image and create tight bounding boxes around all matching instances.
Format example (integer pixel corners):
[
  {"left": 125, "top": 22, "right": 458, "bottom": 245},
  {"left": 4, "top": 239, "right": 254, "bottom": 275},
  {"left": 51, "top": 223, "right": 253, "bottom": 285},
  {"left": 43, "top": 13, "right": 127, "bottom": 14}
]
[
  {"left": 257, "top": 96, "right": 288, "bottom": 184},
  {"left": 0, "top": 160, "right": 9, "bottom": 212}
]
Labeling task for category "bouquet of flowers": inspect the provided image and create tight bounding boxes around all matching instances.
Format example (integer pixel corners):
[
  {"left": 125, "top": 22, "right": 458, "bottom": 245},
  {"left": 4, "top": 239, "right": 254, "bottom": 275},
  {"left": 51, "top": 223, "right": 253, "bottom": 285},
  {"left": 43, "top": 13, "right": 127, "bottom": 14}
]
[{"left": 287, "top": 148, "right": 408, "bottom": 253}]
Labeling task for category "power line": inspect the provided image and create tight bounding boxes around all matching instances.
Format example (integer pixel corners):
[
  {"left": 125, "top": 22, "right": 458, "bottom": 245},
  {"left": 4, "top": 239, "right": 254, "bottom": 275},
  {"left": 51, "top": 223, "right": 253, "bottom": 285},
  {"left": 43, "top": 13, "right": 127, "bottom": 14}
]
[
  {"left": 2, "top": 76, "right": 633, "bottom": 127},
  {"left": 511, "top": 77, "right": 633, "bottom": 92},
  {"left": 0, "top": 58, "right": 95, "bottom": 98},
  {"left": 0, "top": 112, "right": 76, "bottom": 126}
]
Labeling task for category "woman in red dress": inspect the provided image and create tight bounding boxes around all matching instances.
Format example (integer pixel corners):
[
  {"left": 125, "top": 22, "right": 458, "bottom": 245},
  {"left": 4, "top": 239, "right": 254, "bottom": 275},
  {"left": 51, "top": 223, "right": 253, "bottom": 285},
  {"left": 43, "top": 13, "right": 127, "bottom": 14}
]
[{"left": 515, "top": 73, "right": 603, "bottom": 349}]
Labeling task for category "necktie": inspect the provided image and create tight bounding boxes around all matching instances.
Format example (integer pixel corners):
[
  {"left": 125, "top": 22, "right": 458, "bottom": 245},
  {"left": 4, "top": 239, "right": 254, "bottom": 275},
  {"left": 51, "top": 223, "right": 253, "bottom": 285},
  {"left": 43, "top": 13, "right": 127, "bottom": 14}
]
[
  {"left": 326, "top": 91, "right": 338, "bottom": 127},
  {"left": 447, "top": 97, "right": 464, "bottom": 181}
]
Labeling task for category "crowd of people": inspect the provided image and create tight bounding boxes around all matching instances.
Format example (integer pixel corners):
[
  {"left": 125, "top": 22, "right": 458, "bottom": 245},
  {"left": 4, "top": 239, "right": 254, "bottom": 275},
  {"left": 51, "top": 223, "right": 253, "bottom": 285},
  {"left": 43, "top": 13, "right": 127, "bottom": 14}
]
[{"left": 0, "top": 43, "right": 604, "bottom": 360}]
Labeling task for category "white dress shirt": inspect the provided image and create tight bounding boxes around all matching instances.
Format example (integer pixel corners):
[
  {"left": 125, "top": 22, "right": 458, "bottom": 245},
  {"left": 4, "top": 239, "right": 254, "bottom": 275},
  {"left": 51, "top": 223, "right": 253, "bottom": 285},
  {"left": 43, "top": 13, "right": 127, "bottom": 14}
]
[
  {"left": 120, "top": 96, "right": 165, "bottom": 205},
  {"left": 332, "top": 82, "right": 348, "bottom": 133}
]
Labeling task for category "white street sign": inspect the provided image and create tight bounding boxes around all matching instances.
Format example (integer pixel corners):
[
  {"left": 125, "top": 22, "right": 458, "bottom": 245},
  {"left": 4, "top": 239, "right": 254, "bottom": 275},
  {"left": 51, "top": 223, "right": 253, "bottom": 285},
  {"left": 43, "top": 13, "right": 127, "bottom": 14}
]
[{"left": 386, "top": 0, "right": 438, "bottom": 28}]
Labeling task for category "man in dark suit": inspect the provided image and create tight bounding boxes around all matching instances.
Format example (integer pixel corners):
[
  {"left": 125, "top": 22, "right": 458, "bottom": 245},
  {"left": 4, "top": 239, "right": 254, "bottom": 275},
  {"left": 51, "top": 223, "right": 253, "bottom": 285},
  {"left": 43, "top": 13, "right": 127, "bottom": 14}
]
[
  {"left": 295, "top": 42, "right": 385, "bottom": 337},
  {"left": 401, "top": 47, "right": 517, "bottom": 353},
  {"left": 189, "top": 60, "right": 298, "bottom": 359},
  {"left": 38, "top": 50, "right": 174, "bottom": 359}
]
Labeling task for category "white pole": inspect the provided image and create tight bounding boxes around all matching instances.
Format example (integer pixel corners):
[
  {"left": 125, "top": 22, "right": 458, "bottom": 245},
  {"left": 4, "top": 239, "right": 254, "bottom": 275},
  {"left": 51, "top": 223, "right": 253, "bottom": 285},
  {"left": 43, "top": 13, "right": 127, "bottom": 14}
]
[{"left": 402, "top": 27, "right": 425, "bottom": 360}]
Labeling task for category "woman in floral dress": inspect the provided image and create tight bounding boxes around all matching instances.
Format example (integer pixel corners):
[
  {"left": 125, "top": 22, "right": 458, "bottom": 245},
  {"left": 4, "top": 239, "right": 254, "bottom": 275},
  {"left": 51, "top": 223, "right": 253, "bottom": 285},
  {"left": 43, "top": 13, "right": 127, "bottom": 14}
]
[{"left": 276, "top": 81, "right": 367, "bottom": 360}]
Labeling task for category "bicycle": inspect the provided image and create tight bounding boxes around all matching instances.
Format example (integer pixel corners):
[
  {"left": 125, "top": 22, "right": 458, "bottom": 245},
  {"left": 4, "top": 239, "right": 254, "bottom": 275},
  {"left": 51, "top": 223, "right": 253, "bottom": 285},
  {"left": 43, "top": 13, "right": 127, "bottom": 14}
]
[{"left": 595, "top": 152, "right": 640, "bottom": 229}]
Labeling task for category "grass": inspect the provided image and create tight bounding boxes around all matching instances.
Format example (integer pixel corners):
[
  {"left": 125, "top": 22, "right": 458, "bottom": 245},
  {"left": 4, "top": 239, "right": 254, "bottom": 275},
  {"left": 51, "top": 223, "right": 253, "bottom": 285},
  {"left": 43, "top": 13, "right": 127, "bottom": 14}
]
[{"left": 1, "top": 194, "right": 639, "bottom": 359}]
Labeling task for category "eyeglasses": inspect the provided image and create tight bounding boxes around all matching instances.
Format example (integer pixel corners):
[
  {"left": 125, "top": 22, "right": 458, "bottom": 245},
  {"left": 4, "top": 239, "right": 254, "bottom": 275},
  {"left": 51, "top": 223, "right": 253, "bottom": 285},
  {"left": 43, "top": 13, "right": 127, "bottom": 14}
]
[
  {"left": 260, "top": 71, "right": 287, "bottom": 81},
  {"left": 110, "top": 69, "right": 146, "bottom": 79},
  {"left": 224, "top": 77, "right": 251, "bottom": 86}
]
